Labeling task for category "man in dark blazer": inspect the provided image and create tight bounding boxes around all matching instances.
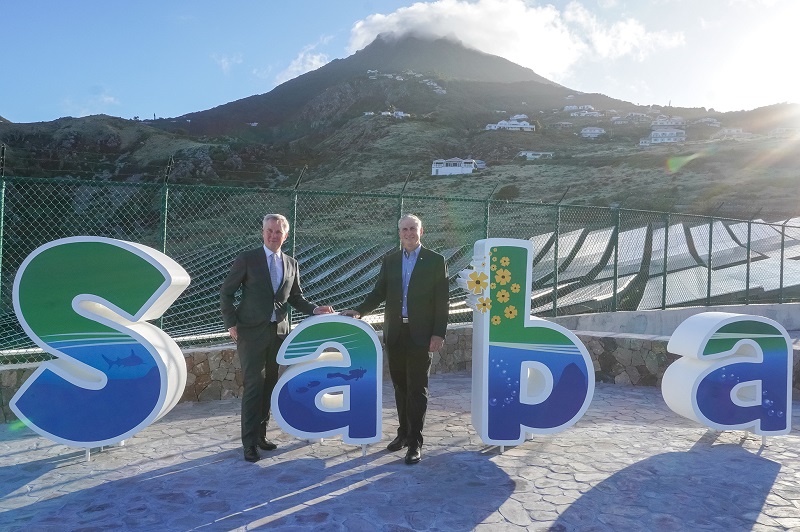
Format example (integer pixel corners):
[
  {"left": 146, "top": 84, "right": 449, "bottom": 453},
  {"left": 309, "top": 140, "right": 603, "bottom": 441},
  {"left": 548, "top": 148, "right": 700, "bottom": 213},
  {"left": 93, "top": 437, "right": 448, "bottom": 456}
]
[
  {"left": 341, "top": 214, "right": 448, "bottom": 464},
  {"left": 221, "top": 213, "right": 333, "bottom": 463}
]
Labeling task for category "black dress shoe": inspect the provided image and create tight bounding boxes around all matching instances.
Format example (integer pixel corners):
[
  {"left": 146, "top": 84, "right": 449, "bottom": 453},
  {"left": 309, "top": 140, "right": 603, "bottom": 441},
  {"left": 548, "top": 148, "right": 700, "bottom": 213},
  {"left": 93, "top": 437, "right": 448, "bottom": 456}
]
[
  {"left": 386, "top": 435, "right": 408, "bottom": 452},
  {"left": 244, "top": 446, "right": 260, "bottom": 463},
  {"left": 257, "top": 437, "right": 277, "bottom": 451},
  {"left": 404, "top": 446, "right": 421, "bottom": 465}
]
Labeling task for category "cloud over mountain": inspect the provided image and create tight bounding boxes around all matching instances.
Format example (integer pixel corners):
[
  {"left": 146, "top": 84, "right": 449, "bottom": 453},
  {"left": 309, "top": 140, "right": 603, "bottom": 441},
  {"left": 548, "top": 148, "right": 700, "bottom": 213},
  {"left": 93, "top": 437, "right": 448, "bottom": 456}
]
[{"left": 348, "top": 0, "right": 684, "bottom": 83}]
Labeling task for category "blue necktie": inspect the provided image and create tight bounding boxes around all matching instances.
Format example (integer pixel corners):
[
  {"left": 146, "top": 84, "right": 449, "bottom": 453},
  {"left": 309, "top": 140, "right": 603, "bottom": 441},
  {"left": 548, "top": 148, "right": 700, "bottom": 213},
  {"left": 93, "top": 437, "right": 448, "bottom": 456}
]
[{"left": 270, "top": 253, "right": 280, "bottom": 293}]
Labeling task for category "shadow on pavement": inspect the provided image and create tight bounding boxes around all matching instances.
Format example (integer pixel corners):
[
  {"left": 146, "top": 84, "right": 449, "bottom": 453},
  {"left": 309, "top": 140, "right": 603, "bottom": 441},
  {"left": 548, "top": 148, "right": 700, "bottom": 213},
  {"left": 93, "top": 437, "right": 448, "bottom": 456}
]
[
  {"left": 0, "top": 448, "right": 514, "bottom": 531},
  {"left": 553, "top": 442, "right": 781, "bottom": 530}
]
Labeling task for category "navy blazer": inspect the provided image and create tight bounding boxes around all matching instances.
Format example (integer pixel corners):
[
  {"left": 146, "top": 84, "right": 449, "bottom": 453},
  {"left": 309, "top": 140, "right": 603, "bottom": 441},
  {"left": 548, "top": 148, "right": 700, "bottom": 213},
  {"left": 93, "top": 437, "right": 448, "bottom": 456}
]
[
  {"left": 220, "top": 247, "right": 316, "bottom": 336},
  {"left": 356, "top": 246, "right": 449, "bottom": 348}
]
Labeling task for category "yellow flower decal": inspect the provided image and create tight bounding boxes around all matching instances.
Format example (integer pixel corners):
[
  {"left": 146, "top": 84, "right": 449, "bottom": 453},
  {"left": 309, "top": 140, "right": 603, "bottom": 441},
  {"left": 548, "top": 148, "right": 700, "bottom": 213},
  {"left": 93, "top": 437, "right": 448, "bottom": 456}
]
[
  {"left": 511, "top": 283, "right": 521, "bottom": 293},
  {"left": 496, "top": 290, "right": 510, "bottom": 303},
  {"left": 490, "top": 282, "right": 496, "bottom": 289},
  {"left": 477, "top": 297, "right": 492, "bottom": 313},
  {"left": 492, "top": 256, "right": 497, "bottom": 262},
  {"left": 504, "top": 305, "right": 518, "bottom": 319},
  {"left": 490, "top": 264, "right": 497, "bottom": 271},
  {"left": 491, "top": 316, "right": 501, "bottom": 325},
  {"left": 500, "top": 256, "right": 510, "bottom": 266},
  {"left": 495, "top": 268, "right": 511, "bottom": 285},
  {"left": 467, "top": 271, "right": 489, "bottom": 294}
]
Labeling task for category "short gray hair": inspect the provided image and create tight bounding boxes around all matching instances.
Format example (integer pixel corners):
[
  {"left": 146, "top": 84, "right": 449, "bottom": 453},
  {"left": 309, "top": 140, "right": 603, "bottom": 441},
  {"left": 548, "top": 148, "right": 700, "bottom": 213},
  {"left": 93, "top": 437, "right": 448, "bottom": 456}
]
[
  {"left": 398, "top": 213, "right": 422, "bottom": 230},
  {"left": 262, "top": 213, "right": 290, "bottom": 233}
]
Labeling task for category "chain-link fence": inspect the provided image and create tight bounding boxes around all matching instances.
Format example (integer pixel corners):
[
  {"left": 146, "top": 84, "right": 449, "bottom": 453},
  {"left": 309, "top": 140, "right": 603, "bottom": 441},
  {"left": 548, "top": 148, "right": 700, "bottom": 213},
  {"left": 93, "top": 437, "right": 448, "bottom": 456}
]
[{"left": 2, "top": 176, "right": 799, "bottom": 366}]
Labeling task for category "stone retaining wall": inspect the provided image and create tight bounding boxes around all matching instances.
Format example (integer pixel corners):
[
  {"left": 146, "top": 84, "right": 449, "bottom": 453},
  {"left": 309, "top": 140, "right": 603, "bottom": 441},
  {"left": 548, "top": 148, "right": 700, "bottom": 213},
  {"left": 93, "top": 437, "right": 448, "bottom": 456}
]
[{"left": 3, "top": 319, "right": 799, "bottom": 423}]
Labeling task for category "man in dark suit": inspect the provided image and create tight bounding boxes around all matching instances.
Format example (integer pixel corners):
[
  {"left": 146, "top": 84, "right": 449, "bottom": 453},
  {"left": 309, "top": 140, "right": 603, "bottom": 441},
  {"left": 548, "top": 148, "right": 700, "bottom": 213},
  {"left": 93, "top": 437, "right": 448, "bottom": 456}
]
[
  {"left": 221, "top": 213, "right": 333, "bottom": 463},
  {"left": 341, "top": 214, "right": 448, "bottom": 465}
]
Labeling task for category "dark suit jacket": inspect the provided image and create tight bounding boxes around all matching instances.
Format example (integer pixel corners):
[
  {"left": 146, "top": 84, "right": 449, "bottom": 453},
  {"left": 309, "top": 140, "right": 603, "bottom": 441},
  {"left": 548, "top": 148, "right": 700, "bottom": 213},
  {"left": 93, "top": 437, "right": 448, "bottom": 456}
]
[
  {"left": 220, "top": 246, "right": 316, "bottom": 337},
  {"left": 355, "top": 246, "right": 448, "bottom": 348}
]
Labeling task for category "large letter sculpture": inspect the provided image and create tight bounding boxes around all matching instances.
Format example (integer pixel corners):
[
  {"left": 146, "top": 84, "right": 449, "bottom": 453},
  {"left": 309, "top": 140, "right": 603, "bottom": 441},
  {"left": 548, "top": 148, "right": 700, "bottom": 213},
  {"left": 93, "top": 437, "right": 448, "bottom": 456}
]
[
  {"left": 272, "top": 314, "right": 383, "bottom": 444},
  {"left": 11, "top": 237, "right": 190, "bottom": 447},
  {"left": 458, "top": 238, "right": 595, "bottom": 445},
  {"left": 662, "top": 312, "right": 792, "bottom": 435}
]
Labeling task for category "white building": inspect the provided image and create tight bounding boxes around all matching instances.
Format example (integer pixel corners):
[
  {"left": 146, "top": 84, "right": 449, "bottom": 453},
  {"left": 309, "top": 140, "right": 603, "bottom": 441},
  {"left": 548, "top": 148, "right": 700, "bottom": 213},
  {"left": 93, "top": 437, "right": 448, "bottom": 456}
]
[
  {"left": 713, "top": 127, "right": 752, "bottom": 140},
  {"left": 431, "top": 158, "right": 478, "bottom": 175},
  {"left": 770, "top": 127, "right": 800, "bottom": 138},
  {"left": 693, "top": 117, "right": 721, "bottom": 127},
  {"left": 571, "top": 111, "right": 604, "bottom": 117},
  {"left": 518, "top": 151, "right": 554, "bottom": 160},
  {"left": 652, "top": 116, "right": 685, "bottom": 128},
  {"left": 641, "top": 128, "right": 686, "bottom": 145},
  {"left": 485, "top": 119, "right": 534, "bottom": 132},
  {"left": 580, "top": 127, "right": 606, "bottom": 138}
]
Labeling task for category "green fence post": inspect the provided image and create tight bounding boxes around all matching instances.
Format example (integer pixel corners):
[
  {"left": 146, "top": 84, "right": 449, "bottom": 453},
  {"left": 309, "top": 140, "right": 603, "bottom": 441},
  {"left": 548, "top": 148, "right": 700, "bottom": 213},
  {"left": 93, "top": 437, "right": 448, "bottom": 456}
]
[
  {"left": 745, "top": 218, "right": 752, "bottom": 304},
  {"left": 662, "top": 212, "right": 669, "bottom": 310},
  {"left": 552, "top": 204, "right": 560, "bottom": 317},
  {"left": 157, "top": 157, "right": 173, "bottom": 328},
  {"left": 159, "top": 157, "right": 173, "bottom": 255},
  {"left": 398, "top": 172, "right": 412, "bottom": 247},
  {"left": 779, "top": 221, "right": 787, "bottom": 303},
  {"left": 0, "top": 145, "right": 5, "bottom": 298},
  {"left": 612, "top": 207, "right": 620, "bottom": 312},
  {"left": 706, "top": 218, "right": 713, "bottom": 306},
  {"left": 288, "top": 166, "right": 306, "bottom": 329},
  {"left": 550, "top": 187, "right": 571, "bottom": 317},
  {"left": 485, "top": 183, "right": 500, "bottom": 240}
]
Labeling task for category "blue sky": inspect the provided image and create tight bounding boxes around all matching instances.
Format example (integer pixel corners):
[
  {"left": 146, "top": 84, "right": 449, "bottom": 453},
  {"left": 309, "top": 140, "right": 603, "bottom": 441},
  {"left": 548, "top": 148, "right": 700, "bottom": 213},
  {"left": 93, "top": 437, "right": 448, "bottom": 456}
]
[{"left": 4, "top": 0, "right": 798, "bottom": 123}]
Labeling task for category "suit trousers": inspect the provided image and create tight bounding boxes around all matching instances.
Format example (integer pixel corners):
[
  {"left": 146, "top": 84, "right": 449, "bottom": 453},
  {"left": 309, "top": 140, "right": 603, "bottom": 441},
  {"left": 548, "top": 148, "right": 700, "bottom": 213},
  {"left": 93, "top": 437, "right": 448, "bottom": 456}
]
[
  {"left": 386, "top": 323, "right": 432, "bottom": 448},
  {"left": 237, "top": 322, "right": 282, "bottom": 447}
]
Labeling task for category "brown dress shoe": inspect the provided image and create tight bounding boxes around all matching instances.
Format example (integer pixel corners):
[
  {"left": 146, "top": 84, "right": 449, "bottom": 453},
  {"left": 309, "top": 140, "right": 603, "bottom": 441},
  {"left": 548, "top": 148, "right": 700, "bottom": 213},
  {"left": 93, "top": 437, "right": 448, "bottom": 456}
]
[
  {"left": 244, "top": 446, "right": 260, "bottom": 463},
  {"left": 386, "top": 435, "right": 408, "bottom": 452}
]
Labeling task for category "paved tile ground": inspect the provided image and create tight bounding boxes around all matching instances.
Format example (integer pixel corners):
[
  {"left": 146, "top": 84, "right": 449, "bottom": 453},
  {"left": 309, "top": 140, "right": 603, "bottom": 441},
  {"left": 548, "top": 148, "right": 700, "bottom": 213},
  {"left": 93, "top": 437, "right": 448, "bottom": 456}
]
[{"left": 1, "top": 372, "right": 799, "bottom": 531}]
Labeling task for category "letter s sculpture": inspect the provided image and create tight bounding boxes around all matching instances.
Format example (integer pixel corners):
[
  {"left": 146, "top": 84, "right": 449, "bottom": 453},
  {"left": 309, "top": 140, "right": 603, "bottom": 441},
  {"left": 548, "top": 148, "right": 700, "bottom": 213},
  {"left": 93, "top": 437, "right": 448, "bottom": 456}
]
[{"left": 10, "top": 237, "right": 190, "bottom": 448}]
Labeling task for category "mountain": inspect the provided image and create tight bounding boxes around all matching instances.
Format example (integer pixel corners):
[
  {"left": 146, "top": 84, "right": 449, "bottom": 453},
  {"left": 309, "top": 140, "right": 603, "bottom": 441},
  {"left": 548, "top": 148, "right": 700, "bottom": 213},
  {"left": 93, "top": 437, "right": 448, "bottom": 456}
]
[
  {"left": 158, "top": 33, "right": 570, "bottom": 139},
  {"left": 0, "top": 34, "right": 799, "bottom": 218}
]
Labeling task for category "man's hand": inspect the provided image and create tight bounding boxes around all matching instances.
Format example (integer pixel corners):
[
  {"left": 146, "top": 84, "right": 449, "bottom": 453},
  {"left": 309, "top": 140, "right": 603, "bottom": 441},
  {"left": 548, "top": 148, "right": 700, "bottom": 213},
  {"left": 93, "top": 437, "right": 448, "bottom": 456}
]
[
  {"left": 429, "top": 335, "right": 444, "bottom": 352},
  {"left": 313, "top": 306, "right": 335, "bottom": 314},
  {"left": 228, "top": 326, "right": 238, "bottom": 342},
  {"left": 339, "top": 309, "right": 361, "bottom": 319}
]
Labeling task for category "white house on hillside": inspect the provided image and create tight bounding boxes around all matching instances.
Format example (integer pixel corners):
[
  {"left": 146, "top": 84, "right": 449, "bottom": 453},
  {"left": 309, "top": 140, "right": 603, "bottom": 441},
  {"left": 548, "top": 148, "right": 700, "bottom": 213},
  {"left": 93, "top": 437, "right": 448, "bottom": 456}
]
[
  {"left": 770, "top": 128, "right": 800, "bottom": 138},
  {"left": 712, "top": 128, "right": 752, "bottom": 140},
  {"left": 652, "top": 116, "right": 685, "bottom": 128},
  {"left": 639, "top": 128, "right": 686, "bottom": 146},
  {"left": 580, "top": 127, "right": 606, "bottom": 138},
  {"left": 485, "top": 119, "right": 534, "bottom": 131},
  {"left": 431, "top": 158, "right": 478, "bottom": 175},
  {"left": 693, "top": 117, "right": 721, "bottom": 127},
  {"left": 518, "top": 151, "right": 554, "bottom": 160}
]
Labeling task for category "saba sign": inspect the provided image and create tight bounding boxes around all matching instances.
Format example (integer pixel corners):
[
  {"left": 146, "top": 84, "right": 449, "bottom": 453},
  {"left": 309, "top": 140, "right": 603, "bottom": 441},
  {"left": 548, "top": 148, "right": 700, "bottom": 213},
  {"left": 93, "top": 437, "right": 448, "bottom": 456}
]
[{"left": 10, "top": 237, "right": 793, "bottom": 450}]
